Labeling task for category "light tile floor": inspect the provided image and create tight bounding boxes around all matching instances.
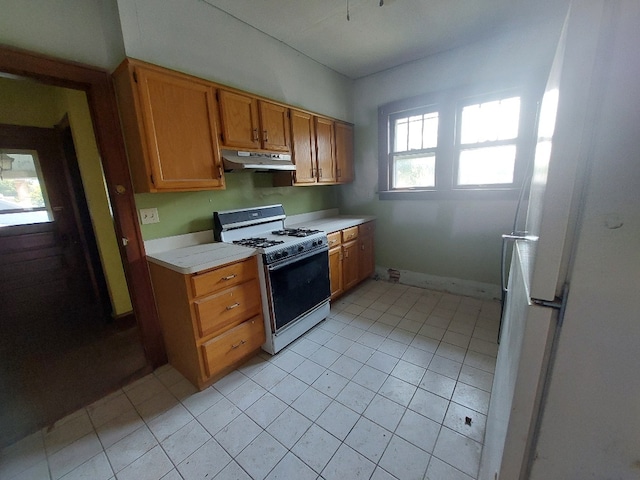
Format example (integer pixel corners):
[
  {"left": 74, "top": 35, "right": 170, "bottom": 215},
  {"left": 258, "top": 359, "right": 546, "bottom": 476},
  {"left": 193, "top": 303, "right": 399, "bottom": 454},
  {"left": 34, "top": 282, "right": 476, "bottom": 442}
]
[{"left": 0, "top": 279, "right": 500, "bottom": 480}]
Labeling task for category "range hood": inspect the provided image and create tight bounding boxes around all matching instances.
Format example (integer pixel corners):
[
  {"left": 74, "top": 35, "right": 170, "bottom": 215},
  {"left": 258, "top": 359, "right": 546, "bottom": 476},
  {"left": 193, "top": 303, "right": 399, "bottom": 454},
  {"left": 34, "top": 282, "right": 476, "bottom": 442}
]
[{"left": 221, "top": 150, "right": 295, "bottom": 171}]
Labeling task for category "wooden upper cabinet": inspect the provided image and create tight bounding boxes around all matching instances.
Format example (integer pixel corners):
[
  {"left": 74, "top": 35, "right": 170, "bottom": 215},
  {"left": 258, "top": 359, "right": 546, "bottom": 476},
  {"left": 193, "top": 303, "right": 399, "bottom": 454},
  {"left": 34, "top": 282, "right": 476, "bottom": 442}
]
[
  {"left": 218, "top": 89, "right": 290, "bottom": 152},
  {"left": 113, "top": 59, "right": 224, "bottom": 192},
  {"left": 315, "top": 116, "right": 336, "bottom": 183},
  {"left": 290, "top": 109, "right": 317, "bottom": 184},
  {"left": 335, "top": 121, "right": 354, "bottom": 184},
  {"left": 217, "top": 90, "right": 260, "bottom": 150},
  {"left": 259, "top": 101, "right": 291, "bottom": 152}
]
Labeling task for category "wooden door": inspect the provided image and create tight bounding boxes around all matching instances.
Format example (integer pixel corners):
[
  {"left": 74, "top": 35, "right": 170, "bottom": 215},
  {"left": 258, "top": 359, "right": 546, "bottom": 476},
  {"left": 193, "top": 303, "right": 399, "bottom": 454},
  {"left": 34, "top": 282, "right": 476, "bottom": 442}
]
[
  {"left": 342, "top": 239, "right": 359, "bottom": 291},
  {"left": 259, "top": 101, "right": 290, "bottom": 152},
  {"left": 315, "top": 117, "right": 336, "bottom": 183},
  {"left": 290, "top": 109, "right": 317, "bottom": 184},
  {"left": 335, "top": 122, "right": 354, "bottom": 183},
  {"left": 135, "top": 66, "right": 224, "bottom": 190},
  {"left": 218, "top": 89, "right": 260, "bottom": 149},
  {"left": 0, "top": 124, "right": 100, "bottom": 330}
]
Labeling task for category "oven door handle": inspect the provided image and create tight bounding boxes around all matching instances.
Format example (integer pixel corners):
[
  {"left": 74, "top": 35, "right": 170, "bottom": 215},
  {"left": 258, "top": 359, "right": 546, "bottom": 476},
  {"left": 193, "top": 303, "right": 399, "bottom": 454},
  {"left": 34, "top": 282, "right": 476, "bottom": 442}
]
[{"left": 267, "top": 247, "right": 328, "bottom": 271}]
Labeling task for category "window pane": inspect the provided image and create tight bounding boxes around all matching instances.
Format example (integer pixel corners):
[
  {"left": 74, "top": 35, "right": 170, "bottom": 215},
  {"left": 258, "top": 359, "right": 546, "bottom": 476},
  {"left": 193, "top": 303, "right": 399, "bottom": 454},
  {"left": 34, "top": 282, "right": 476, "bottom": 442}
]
[
  {"left": 0, "top": 152, "right": 52, "bottom": 227},
  {"left": 407, "top": 116, "right": 423, "bottom": 150},
  {"left": 457, "top": 145, "right": 516, "bottom": 185},
  {"left": 393, "top": 111, "right": 438, "bottom": 153},
  {"left": 422, "top": 113, "right": 438, "bottom": 148},
  {"left": 393, "top": 152, "right": 436, "bottom": 188},
  {"left": 394, "top": 118, "right": 408, "bottom": 152},
  {"left": 460, "top": 96, "right": 520, "bottom": 144}
]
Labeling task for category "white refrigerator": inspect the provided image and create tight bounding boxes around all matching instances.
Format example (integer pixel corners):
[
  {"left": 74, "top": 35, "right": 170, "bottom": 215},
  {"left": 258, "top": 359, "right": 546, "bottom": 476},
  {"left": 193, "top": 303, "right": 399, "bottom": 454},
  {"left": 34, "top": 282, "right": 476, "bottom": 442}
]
[{"left": 480, "top": 1, "right": 640, "bottom": 479}]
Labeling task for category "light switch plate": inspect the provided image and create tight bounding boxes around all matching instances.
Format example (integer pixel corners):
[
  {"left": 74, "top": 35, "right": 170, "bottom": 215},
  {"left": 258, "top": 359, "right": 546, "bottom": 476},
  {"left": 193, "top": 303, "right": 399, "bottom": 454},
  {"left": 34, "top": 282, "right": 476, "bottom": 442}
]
[{"left": 140, "top": 208, "right": 159, "bottom": 224}]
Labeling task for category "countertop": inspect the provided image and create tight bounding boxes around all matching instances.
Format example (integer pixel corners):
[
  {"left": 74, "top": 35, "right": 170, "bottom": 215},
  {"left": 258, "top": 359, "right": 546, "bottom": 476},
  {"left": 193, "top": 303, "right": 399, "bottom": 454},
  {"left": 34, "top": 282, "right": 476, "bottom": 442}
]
[
  {"left": 146, "top": 214, "right": 376, "bottom": 274},
  {"left": 146, "top": 242, "right": 257, "bottom": 274},
  {"left": 287, "top": 215, "right": 376, "bottom": 233}
]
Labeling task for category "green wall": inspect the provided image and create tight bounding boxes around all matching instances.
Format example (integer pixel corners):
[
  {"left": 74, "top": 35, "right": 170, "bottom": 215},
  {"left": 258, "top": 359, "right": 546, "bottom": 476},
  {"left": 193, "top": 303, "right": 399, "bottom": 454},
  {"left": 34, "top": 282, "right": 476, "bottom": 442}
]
[
  {"left": 135, "top": 173, "right": 339, "bottom": 240},
  {"left": 0, "top": 77, "right": 133, "bottom": 316}
]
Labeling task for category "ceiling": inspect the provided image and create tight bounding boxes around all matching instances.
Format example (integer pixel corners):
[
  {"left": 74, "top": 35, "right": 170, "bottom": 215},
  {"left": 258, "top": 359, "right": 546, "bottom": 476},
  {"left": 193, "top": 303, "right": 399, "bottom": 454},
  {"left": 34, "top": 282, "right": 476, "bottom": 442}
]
[{"left": 202, "top": 0, "right": 569, "bottom": 79}]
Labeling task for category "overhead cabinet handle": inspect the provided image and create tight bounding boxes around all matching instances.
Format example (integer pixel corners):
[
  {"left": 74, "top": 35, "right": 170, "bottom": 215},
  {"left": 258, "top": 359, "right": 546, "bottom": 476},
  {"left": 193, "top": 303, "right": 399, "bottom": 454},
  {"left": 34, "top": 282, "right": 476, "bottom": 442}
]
[
  {"left": 263, "top": 129, "right": 268, "bottom": 142},
  {"left": 253, "top": 128, "right": 259, "bottom": 142}
]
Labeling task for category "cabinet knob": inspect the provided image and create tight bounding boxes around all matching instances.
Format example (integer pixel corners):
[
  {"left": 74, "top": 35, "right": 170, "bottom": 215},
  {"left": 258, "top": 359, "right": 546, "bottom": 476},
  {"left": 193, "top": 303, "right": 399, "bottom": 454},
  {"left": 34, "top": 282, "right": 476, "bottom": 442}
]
[
  {"left": 221, "top": 274, "right": 237, "bottom": 281},
  {"left": 231, "top": 339, "right": 247, "bottom": 349},
  {"left": 226, "top": 302, "right": 240, "bottom": 310}
]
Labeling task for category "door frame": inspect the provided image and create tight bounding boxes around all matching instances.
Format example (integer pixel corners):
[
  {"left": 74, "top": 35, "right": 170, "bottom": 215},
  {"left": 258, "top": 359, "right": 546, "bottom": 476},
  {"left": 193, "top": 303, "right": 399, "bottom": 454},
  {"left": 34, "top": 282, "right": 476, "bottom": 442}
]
[{"left": 0, "top": 45, "right": 166, "bottom": 367}]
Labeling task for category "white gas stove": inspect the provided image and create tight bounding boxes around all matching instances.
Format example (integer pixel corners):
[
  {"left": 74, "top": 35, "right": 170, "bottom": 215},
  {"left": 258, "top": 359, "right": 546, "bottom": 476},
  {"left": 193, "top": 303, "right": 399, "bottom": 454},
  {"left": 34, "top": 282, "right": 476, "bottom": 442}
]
[{"left": 214, "top": 205, "right": 330, "bottom": 354}]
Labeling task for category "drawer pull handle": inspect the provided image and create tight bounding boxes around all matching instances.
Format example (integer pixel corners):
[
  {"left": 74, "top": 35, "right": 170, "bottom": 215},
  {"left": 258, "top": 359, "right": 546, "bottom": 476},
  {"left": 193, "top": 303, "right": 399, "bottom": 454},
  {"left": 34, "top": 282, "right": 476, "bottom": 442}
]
[
  {"left": 226, "top": 302, "right": 240, "bottom": 310},
  {"left": 231, "top": 339, "right": 247, "bottom": 349},
  {"left": 222, "top": 274, "right": 237, "bottom": 281}
]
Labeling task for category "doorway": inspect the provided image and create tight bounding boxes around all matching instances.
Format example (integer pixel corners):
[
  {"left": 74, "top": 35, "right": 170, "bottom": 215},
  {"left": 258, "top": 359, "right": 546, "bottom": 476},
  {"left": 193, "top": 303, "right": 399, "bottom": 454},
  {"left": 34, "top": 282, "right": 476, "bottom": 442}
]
[
  {"left": 0, "top": 46, "right": 165, "bottom": 449},
  {"left": 0, "top": 123, "right": 148, "bottom": 447}
]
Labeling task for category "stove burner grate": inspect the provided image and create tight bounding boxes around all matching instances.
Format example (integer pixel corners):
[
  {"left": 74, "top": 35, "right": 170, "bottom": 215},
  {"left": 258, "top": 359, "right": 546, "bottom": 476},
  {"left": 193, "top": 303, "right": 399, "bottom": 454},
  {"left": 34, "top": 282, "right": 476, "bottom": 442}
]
[
  {"left": 233, "top": 237, "right": 285, "bottom": 248},
  {"left": 272, "top": 228, "right": 322, "bottom": 237}
]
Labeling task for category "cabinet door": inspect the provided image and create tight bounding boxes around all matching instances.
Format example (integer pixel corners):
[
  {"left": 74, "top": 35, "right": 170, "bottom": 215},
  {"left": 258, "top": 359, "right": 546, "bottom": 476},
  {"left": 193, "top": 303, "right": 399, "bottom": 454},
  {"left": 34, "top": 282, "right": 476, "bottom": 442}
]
[
  {"left": 218, "top": 89, "right": 260, "bottom": 149},
  {"left": 135, "top": 66, "right": 224, "bottom": 190},
  {"left": 328, "top": 246, "right": 343, "bottom": 300},
  {"left": 290, "top": 109, "right": 317, "bottom": 184},
  {"left": 342, "top": 239, "right": 359, "bottom": 291},
  {"left": 259, "top": 101, "right": 290, "bottom": 152},
  {"left": 335, "top": 121, "right": 354, "bottom": 184},
  {"left": 315, "top": 117, "right": 336, "bottom": 183},
  {"left": 358, "top": 234, "right": 375, "bottom": 281}
]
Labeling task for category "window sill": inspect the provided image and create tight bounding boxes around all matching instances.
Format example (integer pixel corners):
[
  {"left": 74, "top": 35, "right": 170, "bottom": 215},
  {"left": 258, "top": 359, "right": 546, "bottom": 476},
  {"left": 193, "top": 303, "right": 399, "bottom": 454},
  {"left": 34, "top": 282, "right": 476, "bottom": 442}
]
[{"left": 378, "top": 188, "right": 520, "bottom": 201}]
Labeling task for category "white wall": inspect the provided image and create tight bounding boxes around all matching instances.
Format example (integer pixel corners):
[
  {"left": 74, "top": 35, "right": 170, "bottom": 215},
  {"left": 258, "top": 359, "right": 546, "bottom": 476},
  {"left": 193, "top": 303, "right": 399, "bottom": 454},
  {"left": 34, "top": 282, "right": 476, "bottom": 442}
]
[
  {"left": 344, "top": 16, "right": 566, "bottom": 292},
  {"left": 530, "top": 1, "right": 640, "bottom": 477},
  {"left": 115, "top": 0, "right": 353, "bottom": 121},
  {"left": 0, "top": 0, "right": 125, "bottom": 70}
]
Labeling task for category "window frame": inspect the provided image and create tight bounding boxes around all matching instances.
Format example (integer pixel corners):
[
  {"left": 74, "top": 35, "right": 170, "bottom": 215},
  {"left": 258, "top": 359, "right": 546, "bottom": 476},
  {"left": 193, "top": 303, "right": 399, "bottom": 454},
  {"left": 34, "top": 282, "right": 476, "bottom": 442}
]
[{"left": 378, "top": 85, "right": 540, "bottom": 200}]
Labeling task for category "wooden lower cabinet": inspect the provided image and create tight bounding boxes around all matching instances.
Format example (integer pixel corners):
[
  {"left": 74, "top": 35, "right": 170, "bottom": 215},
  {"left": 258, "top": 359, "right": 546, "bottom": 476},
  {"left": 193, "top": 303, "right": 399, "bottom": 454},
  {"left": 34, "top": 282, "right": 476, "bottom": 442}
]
[
  {"left": 328, "top": 232, "right": 343, "bottom": 299},
  {"left": 148, "top": 255, "right": 265, "bottom": 389},
  {"left": 328, "top": 221, "right": 376, "bottom": 300},
  {"left": 358, "top": 222, "right": 375, "bottom": 281}
]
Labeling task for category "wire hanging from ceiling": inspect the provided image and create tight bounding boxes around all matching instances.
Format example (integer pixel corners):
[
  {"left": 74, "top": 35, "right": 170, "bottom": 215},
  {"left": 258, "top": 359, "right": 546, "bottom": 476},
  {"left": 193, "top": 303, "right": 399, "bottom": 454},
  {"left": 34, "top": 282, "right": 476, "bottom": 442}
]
[{"left": 347, "top": 0, "right": 384, "bottom": 21}]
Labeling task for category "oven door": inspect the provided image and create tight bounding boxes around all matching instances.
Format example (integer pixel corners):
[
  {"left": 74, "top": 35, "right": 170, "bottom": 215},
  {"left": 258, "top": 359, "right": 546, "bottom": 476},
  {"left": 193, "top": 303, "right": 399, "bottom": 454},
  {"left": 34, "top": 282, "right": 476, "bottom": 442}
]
[{"left": 265, "top": 247, "right": 330, "bottom": 333}]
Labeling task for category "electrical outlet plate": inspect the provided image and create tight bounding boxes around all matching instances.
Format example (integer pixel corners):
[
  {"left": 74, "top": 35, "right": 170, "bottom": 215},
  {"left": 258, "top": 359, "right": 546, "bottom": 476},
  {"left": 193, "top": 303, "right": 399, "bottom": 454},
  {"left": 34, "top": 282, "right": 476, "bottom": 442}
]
[{"left": 140, "top": 208, "right": 159, "bottom": 224}]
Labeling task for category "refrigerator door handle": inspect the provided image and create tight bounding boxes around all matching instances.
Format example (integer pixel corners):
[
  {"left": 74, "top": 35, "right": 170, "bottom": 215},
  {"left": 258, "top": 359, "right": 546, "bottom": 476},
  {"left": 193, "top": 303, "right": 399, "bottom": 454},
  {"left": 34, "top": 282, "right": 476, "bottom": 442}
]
[
  {"left": 499, "top": 232, "right": 540, "bottom": 342},
  {"left": 501, "top": 232, "right": 538, "bottom": 294}
]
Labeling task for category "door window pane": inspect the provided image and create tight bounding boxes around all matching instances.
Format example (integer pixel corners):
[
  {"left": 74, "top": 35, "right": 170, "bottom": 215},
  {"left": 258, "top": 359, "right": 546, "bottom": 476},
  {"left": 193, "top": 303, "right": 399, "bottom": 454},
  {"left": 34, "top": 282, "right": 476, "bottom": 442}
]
[{"left": 0, "top": 151, "right": 52, "bottom": 227}]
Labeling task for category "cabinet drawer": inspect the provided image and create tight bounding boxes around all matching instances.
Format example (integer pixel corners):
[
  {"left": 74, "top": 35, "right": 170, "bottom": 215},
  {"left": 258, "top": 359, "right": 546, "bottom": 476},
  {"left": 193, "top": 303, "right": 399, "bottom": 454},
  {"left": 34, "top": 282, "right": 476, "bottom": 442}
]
[
  {"left": 327, "top": 231, "right": 341, "bottom": 248},
  {"left": 201, "top": 316, "right": 265, "bottom": 378},
  {"left": 342, "top": 226, "right": 358, "bottom": 242},
  {"left": 194, "top": 279, "right": 261, "bottom": 338},
  {"left": 191, "top": 256, "right": 257, "bottom": 298},
  {"left": 359, "top": 222, "right": 375, "bottom": 237}
]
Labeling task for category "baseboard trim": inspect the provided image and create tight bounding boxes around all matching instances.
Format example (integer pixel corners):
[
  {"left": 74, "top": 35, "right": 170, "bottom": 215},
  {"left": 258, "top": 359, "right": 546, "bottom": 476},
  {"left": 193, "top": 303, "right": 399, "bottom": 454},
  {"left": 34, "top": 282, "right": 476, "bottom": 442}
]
[
  {"left": 112, "top": 311, "right": 136, "bottom": 329},
  {"left": 375, "top": 265, "right": 501, "bottom": 300}
]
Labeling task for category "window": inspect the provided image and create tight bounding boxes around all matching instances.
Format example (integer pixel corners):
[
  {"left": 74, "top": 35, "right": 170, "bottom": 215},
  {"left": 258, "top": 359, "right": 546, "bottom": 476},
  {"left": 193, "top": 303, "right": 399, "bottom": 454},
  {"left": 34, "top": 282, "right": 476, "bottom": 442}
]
[
  {"left": 378, "top": 87, "right": 537, "bottom": 199},
  {"left": 0, "top": 151, "right": 52, "bottom": 227}
]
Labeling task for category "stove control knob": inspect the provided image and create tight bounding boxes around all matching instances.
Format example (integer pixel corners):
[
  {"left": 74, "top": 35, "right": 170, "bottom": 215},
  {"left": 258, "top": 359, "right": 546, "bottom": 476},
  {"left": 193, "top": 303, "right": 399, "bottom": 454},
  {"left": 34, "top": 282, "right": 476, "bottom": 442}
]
[
  {"left": 274, "top": 252, "right": 281, "bottom": 259},
  {"left": 298, "top": 245, "right": 304, "bottom": 252},
  {"left": 282, "top": 251, "right": 288, "bottom": 257}
]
